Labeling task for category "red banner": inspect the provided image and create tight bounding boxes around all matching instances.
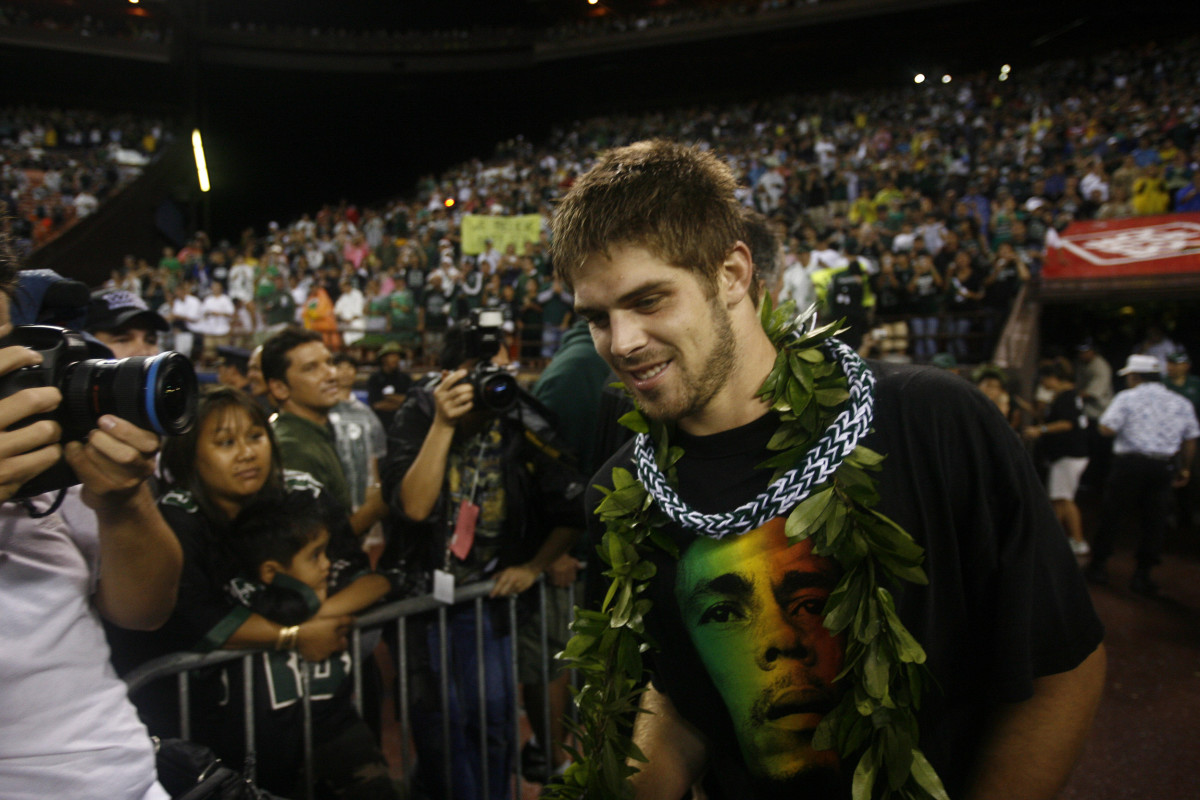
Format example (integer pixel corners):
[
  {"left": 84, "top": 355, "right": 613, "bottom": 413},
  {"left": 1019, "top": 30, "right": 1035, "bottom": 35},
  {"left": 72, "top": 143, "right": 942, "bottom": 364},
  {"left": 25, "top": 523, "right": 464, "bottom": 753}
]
[{"left": 1042, "top": 213, "right": 1200, "bottom": 280}]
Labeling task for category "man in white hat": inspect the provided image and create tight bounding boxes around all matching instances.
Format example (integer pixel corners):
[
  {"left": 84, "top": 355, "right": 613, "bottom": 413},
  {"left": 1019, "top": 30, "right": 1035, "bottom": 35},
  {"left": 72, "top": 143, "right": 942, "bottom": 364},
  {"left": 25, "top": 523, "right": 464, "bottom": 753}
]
[{"left": 1086, "top": 353, "right": 1200, "bottom": 594}]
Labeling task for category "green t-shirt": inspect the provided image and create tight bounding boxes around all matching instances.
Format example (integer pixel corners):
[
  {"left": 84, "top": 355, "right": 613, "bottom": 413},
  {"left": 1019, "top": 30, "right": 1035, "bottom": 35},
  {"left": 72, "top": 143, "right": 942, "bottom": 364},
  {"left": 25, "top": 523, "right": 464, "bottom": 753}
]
[
  {"left": 272, "top": 412, "right": 351, "bottom": 512},
  {"left": 388, "top": 289, "right": 417, "bottom": 332},
  {"left": 1166, "top": 374, "right": 1200, "bottom": 411}
]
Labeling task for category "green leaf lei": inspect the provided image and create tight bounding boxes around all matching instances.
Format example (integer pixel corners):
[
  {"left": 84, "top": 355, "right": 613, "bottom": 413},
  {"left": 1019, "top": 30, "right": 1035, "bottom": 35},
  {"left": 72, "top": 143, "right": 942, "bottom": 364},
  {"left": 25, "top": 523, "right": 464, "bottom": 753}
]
[{"left": 546, "top": 298, "right": 949, "bottom": 800}]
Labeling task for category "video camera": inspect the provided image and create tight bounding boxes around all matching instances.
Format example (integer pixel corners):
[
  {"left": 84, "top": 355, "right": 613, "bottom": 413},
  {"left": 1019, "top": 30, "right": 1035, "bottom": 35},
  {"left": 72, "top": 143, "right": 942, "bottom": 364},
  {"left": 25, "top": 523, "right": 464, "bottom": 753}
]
[
  {"left": 0, "top": 271, "right": 198, "bottom": 498},
  {"left": 457, "top": 308, "right": 517, "bottom": 414}
]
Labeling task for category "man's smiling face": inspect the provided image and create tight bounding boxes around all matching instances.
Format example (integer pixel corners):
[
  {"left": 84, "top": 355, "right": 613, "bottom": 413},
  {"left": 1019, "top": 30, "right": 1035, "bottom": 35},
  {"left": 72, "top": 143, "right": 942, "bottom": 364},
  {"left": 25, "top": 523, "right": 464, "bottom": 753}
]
[{"left": 573, "top": 245, "right": 735, "bottom": 429}]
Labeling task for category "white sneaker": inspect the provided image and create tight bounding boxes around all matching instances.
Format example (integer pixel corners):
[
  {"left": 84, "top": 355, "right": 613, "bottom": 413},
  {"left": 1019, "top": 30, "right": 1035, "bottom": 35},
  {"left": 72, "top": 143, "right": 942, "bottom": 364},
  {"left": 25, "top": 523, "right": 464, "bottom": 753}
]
[{"left": 1070, "top": 539, "right": 1091, "bottom": 556}]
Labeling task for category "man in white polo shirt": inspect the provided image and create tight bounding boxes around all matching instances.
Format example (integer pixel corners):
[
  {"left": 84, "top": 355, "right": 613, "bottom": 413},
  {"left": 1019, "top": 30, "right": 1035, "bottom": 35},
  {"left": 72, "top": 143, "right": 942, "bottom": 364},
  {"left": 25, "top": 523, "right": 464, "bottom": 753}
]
[{"left": 1086, "top": 354, "right": 1200, "bottom": 594}]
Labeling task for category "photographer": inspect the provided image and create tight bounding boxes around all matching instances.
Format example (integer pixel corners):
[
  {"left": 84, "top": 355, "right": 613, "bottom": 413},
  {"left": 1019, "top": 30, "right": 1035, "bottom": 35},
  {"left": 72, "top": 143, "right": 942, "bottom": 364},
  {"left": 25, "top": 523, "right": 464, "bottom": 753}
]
[
  {"left": 379, "top": 310, "right": 585, "bottom": 800},
  {"left": 0, "top": 256, "right": 181, "bottom": 798}
]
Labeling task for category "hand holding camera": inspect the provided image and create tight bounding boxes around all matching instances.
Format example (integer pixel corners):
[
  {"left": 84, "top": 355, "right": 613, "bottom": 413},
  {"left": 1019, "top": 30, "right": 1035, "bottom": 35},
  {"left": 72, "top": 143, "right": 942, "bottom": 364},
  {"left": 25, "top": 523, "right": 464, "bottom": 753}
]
[
  {"left": 64, "top": 414, "right": 162, "bottom": 512},
  {"left": 0, "top": 344, "right": 64, "bottom": 504},
  {"left": 0, "top": 325, "right": 197, "bottom": 500},
  {"left": 432, "top": 367, "right": 477, "bottom": 427}
]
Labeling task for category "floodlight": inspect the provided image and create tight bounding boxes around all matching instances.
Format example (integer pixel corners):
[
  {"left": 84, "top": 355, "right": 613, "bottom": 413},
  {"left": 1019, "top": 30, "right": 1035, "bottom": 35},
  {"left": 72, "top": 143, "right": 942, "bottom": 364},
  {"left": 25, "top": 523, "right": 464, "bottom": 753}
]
[{"left": 191, "top": 129, "right": 210, "bottom": 193}]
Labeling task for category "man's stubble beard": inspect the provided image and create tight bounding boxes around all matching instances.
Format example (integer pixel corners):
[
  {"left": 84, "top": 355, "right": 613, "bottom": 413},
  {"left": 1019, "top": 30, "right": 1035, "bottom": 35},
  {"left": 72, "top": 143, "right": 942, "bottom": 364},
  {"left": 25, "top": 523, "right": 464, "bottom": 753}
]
[{"left": 641, "top": 296, "right": 738, "bottom": 424}]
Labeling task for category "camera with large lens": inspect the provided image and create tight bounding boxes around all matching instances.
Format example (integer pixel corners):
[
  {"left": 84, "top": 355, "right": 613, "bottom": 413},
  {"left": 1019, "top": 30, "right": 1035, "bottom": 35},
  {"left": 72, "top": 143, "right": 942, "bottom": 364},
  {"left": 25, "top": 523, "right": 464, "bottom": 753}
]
[
  {"left": 0, "top": 325, "right": 198, "bottom": 498},
  {"left": 461, "top": 308, "right": 517, "bottom": 413}
]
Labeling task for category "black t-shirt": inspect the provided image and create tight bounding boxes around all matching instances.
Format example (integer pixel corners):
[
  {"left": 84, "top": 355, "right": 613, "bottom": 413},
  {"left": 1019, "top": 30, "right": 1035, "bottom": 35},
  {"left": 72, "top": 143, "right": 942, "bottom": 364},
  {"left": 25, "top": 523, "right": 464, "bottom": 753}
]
[
  {"left": 947, "top": 267, "right": 985, "bottom": 312},
  {"left": 826, "top": 270, "right": 866, "bottom": 320},
  {"left": 984, "top": 257, "right": 1023, "bottom": 310},
  {"left": 1042, "top": 389, "right": 1089, "bottom": 461},
  {"left": 907, "top": 271, "right": 941, "bottom": 315},
  {"left": 584, "top": 362, "right": 1103, "bottom": 800},
  {"left": 870, "top": 271, "right": 907, "bottom": 315},
  {"left": 367, "top": 366, "right": 414, "bottom": 430}
]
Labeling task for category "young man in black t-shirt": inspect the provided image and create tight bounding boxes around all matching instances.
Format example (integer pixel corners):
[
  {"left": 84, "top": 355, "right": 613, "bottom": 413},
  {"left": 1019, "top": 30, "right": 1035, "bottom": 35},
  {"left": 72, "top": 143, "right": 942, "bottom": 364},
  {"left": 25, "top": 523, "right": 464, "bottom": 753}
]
[
  {"left": 1023, "top": 362, "right": 1091, "bottom": 555},
  {"left": 551, "top": 140, "right": 1105, "bottom": 800}
]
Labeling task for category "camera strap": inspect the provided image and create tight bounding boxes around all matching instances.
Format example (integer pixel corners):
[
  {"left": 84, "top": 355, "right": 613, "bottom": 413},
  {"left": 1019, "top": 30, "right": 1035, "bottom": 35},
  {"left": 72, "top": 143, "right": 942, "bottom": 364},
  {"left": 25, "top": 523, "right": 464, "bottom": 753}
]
[
  {"left": 446, "top": 435, "right": 488, "bottom": 568},
  {"left": 19, "top": 489, "right": 68, "bottom": 519}
]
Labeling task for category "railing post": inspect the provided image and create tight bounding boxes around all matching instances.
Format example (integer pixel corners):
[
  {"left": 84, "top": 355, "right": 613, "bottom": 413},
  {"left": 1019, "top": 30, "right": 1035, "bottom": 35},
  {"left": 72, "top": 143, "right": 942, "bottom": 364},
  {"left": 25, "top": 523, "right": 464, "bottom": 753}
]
[
  {"left": 538, "top": 577, "right": 552, "bottom": 783},
  {"left": 438, "top": 605, "right": 453, "bottom": 799},
  {"left": 177, "top": 671, "right": 190, "bottom": 741},
  {"left": 509, "top": 594, "right": 520, "bottom": 800},
  {"left": 301, "top": 659, "right": 315, "bottom": 800},
  {"left": 242, "top": 653, "right": 256, "bottom": 784},
  {"left": 476, "top": 595, "right": 490, "bottom": 800}
]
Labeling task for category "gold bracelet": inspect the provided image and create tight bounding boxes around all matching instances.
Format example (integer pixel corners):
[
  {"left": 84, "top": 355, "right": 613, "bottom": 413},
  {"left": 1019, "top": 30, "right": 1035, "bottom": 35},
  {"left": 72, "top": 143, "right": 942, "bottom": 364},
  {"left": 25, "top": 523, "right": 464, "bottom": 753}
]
[{"left": 276, "top": 625, "right": 300, "bottom": 651}]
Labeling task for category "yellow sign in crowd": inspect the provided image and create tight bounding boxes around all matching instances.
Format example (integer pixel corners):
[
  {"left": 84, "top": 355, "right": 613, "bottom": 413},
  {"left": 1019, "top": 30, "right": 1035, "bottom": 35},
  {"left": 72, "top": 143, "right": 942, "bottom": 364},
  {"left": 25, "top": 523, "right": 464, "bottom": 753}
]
[{"left": 460, "top": 214, "right": 542, "bottom": 256}]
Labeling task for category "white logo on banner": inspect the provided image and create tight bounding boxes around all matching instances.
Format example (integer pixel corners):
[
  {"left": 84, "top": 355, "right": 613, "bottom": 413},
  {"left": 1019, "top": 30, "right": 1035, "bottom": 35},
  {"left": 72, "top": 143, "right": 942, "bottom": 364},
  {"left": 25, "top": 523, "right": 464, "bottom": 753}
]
[{"left": 1062, "top": 222, "right": 1200, "bottom": 265}]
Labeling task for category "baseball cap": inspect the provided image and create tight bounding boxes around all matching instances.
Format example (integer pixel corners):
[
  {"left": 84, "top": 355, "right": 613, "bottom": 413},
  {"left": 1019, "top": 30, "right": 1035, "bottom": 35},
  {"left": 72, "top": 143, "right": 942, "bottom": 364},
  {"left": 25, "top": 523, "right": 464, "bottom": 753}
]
[
  {"left": 1167, "top": 351, "right": 1190, "bottom": 364},
  {"left": 377, "top": 341, "right": 403, "bottom": 358},
  {"left": 87, "top": 289, "right": 169, "bottom": 333},
  {"left": 930, "top": 353, "right": 958, "bottom": 370},
  {"left": 1117, "top": 354, "right": 1162, "bottom": 376},
  {"left": 216, "top": 345, "right": 251, "bottom": 371}
]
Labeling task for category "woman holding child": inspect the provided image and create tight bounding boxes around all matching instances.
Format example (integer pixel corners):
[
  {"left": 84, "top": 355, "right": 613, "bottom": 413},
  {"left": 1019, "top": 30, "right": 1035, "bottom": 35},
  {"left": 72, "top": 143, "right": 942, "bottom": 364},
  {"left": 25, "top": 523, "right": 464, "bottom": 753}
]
[{"left": 148, "top": 387, "right": 401, "bottom": 799}]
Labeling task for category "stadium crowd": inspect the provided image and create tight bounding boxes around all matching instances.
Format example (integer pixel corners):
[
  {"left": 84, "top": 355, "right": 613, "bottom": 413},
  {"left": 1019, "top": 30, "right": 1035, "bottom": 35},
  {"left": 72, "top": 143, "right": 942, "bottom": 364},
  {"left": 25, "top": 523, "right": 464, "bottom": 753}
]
[
  {"left": 77, "top": 36, "right": 1200, "bottom": 370},
  {"left": 1, "top": 106, "right": 172, "bottom": 257}
]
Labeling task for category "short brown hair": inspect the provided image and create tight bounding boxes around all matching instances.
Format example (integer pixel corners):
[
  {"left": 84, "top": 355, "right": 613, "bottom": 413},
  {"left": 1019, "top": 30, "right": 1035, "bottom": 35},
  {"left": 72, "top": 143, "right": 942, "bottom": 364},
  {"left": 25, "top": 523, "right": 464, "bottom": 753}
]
[
  {"left": 551, "top": 140, "right": 745, "bottom": 297},
  {"left": 261, "top": 326, "right": 322, "bottom": 386}
]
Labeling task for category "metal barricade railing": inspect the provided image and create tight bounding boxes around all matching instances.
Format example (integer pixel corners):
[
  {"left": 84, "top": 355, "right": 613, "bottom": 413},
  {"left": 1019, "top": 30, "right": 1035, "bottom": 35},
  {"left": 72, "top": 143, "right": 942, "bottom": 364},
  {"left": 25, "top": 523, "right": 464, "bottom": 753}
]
[{"left": 125, "top": 574, "right": 579, "bottom": 800}]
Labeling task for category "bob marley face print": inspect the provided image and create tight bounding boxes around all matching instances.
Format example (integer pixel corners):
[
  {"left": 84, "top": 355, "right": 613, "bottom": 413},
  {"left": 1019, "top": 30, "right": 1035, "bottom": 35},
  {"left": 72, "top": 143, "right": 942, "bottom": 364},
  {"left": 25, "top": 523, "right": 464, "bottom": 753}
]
[{"left": 674, "top": 517, "right": 844, "bottom": 786}]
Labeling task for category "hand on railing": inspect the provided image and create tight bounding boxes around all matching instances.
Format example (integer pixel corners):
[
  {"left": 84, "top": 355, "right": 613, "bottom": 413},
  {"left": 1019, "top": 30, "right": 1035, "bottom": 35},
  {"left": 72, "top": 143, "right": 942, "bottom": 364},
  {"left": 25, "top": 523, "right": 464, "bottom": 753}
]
[
  {"left": 546, "top": 554, "right": 582, "bottom": 588},
  {"left": 297, "top": 615, "right": 353, "bottom": 662},
  {"left": 489, "top": 564, "right": 539, "bottom": 598}
]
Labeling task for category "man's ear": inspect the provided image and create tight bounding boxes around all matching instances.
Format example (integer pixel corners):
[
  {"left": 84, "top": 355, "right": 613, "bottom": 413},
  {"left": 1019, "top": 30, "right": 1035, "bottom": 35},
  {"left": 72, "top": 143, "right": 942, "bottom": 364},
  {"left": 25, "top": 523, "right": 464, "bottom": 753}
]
[
  {"left": 267, "top": 377, "right": 289, "bottom": 405},
  {"left": 259, "top": 560, "right": 284, "bottom": 584},
  {"left": 718, "top": 241, "right": 755, "bottom": 308}
]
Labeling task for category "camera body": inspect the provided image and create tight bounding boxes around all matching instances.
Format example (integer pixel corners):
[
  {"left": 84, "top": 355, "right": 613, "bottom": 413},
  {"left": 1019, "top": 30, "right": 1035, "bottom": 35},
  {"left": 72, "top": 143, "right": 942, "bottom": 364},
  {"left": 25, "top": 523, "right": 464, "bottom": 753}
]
[
  {"left": 459, "top": 308, "right": 517, "bottom": 413},
  {"left": 0, "top": 325, "right": 198, "bottom": 498}
]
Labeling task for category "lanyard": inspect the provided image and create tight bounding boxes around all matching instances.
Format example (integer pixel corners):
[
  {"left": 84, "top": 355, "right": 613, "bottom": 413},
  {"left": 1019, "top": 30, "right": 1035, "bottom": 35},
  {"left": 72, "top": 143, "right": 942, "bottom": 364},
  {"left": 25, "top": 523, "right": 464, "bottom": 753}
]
[{"left": 445, "top": 432, "right": 489, "bottom": 570}]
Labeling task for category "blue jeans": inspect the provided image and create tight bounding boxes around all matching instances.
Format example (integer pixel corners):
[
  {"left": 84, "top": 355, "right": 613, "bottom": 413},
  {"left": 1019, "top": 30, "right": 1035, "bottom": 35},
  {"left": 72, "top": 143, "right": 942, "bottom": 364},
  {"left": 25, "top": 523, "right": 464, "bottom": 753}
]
[
  {"left": 410, "top": 603, "right": 514, "bottom": 800},
  {"left": 909, "top": 316, "right": 939, "bottom": 362}
]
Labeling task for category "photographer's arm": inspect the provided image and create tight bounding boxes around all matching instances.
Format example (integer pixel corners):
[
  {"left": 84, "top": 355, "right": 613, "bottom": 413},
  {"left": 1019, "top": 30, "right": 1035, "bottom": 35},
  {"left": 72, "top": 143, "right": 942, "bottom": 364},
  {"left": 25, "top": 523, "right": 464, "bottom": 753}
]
[
  {"left": 65, "top": 415, "right": 182, "bottom": 631},
  {"left": 398, "top": 368, "right": 473, "bottom": 521}
]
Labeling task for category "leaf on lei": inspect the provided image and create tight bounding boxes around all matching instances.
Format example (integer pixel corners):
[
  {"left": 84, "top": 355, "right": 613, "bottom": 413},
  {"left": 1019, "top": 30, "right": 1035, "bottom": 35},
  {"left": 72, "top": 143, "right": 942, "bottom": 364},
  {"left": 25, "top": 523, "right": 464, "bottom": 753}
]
[
  {"left": 846, "top": 445, "right": 887, "bottom": 470},
  {"left": 851, "top": 739, "right": 880, "bottom": 800},
  {"left": 617, "top": 409, "right": 649, "bottom": 434},
  {"left": 910, "top": 748, "right": 952, "bottom": 800},
  {"left": 784, "top": 486, "right": 834, "bottom": 539}
]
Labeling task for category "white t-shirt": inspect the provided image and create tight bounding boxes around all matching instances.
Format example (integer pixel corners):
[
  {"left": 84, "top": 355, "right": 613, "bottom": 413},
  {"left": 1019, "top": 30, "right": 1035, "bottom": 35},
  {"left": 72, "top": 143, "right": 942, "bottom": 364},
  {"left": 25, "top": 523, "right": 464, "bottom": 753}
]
[
  {"left": 227, "top": 263, "right": 256, "bottom": 304},
  {"left": 0, "top": 492, "right": 168, "bottom": 800},
  {"left": 334, "top": 288, "right": 365, "bottom": 330},
  {"left": 201, "top": 294, "right": 235, "bottom": 337},
  {"left": 171, "top": 294, "right": 203, "bottom": 334}
]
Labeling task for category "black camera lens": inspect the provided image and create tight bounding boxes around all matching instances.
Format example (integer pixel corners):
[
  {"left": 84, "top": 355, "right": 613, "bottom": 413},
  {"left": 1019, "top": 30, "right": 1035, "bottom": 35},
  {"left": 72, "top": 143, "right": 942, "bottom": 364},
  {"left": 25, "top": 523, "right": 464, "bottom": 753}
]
[
  {"left": 473, "top": 365, "right": 517, "bottom": 414},
  {"left": 63, "top": 351, "right": 197, "bottom": 438}
]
